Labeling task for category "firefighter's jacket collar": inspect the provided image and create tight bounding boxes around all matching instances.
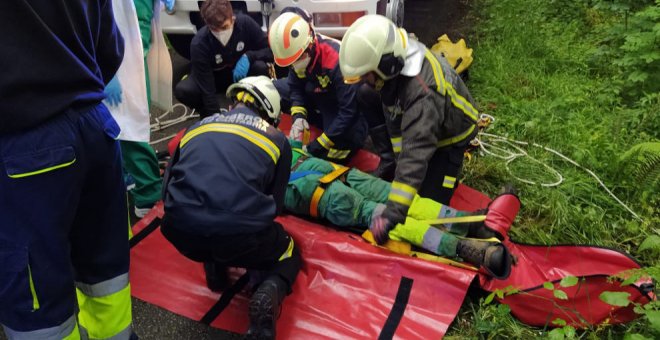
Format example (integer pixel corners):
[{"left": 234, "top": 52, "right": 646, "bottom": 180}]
[{"left": 401, "top": 40, "right": 425, "bottom": 77}]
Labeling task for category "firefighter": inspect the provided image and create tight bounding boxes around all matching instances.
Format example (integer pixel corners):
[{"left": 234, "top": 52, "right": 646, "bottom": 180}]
[
  {"left": 268, "top": 12, "right": 370, "bottom": 164},
  {"left": 286, "top": 142, "right": 512, "bottom": 278},
  {"left": 162, "top": 76, "right": 300, "bottom": 339},
  {"left": 174, "top": 0, "right": 273, "bottom": 117},
  {"left": 0, "top": 1, "right": 132, "bottom": 338},
  {"left": 339, "top": 15, "right": 480, "bottom": 245}
]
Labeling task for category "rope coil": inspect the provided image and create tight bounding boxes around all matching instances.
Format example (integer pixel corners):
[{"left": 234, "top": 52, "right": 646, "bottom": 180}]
[{"left": 473, "top": 123, "right": 642, "bottom": 221}]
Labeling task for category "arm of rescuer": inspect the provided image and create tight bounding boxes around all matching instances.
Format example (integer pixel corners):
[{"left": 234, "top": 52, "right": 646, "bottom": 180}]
[
  {"left": 382, "top": 80, "right": 444, "bottom": 225},
  {"left": 241, "top": 14, "right": 274, "bottom": 63},
  {"left": 307, "top": 64, "right": 361, "bottom": 155},
  {"left": 269, "top": 137, "right": 293, "bottom": 214},
  {"left": 286, "top": 67, "right": 309, "bottom": 123},
  {"left": 98, "top": 0, "right": 125, "bottom": 85}
]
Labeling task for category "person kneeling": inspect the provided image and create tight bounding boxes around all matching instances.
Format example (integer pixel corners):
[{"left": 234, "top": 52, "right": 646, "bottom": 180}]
[{"left": 162, "top": 76, "right": 299, "bottom": 339}]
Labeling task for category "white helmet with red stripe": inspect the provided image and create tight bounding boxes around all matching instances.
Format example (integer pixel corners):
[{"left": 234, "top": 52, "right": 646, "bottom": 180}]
[{"left": 269, "top": 12, "right": 314, "bottom": 67}]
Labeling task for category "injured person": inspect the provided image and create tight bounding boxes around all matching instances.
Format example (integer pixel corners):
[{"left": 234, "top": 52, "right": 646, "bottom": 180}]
[{"left": 285, "top": 141, "right": 512, "bottom": 279}]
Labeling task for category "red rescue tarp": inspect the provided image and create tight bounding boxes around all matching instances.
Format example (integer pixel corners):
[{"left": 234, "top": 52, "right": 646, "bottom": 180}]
[
  {"left": 130, "top": 184, "right": 483, "bottom": 338},
  {"left": 142, "top": 114, "right": 652, "bottom": 336}
]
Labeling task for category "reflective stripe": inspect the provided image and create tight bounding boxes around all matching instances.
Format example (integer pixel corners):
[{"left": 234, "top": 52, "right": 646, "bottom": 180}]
[
  {"left": 63, "top": 323, "right": 81, "bottom": 340},
  {"left": 79, "top": 324, "right": 132, "bottom": 340},
  {"left": 327, "top": 148, "right": 351, "bottom": 160},
  {"left": 388, "top": 181, "right": 417, "bottom": 206},
  {"left": 316, "top": 133, "right": 334, "bottom": 150},
  {"left": 442, "top": 175, "right": 456, "bottom": 189},
  {"left": 391, "top": 137, "right": 402, "bottom": 153},
  {"left": 28, "top": 264, "right": 39, "bottom": 311},
  {"left": 76, "top": 273, "right": 129, "bottom": 298},
  {"left": 425, "top": 50, "right": 446, "bottom": 95},
  {"left": 437, "top": 124, "right": 476, "bottom": 148},
  {"left": 3, "top": 315, "right": 79, "bottom": 340},
  {"left": 77, "top": 282, "right": 132, "bottom": 340},
  {"left": 8, "top": 159, "right": 77, "bottom": 179},
  {"left": 278, "top": 238, "right": 295, "bottom": 261},
  {"left": 438, "top": 205, "right": 457, "bottom": 219},
  {"left": 291, "top": 106, "right": 307, "bottom": 117},
  {"left": 446, "top": 86, "right": 479, "bottom": 122},
  {"left": 421, "top": 226, "right": 443, "bottom": 252},
  {"left": 426, "top": 50, "right": 479, "bottom": 122},
  {"left": 181, "top": 123, "right": 280, "bottom": 164}
]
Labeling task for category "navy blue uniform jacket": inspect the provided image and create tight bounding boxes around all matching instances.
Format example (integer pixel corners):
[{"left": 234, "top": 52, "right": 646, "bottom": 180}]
[
  {"left": 190, "top": 14, "right": 273, "bottom": 115},
  {"left": 0, "top": 0, "right": 123, "bottom": 134},
  {"left": 163, "top": 107, "right": 292, "bottom": 236}
]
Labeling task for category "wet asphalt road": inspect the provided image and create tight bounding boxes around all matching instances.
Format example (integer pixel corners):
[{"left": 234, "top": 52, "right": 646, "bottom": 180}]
[{"left": 1, "top": 1, "right": 470, "bottom": 339}]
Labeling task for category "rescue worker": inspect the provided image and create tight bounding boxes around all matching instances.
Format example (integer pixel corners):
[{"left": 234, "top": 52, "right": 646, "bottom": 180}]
[
  {"left": 106, "top": 0, "right": 172, "bottom": 218},
  {"left": 286, "top": 142, "right": 512, "bottom": 278},
  {"left": 339, "top": 15, "right": 480, "bottom": 245},
  {"left": 162, "top": 76, "right": 301, "bottom": 339},
  {"left": 0, "top": 1, "right": 133, "bottom": 338},
  {"left": 174, "top": 0, "right": 274, "bottom": 117},
  {"left": 269, "top": 12, "right": 369, "bottom": 164}
]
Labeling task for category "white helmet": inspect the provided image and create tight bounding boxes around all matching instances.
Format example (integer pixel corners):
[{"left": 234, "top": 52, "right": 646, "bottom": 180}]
[
  {"left": 339, "top": 15, "right": 408, "bottom": 84},
  {"left": 269, "top": 12, "right": 314, "bottom": 67},
  {"left": 226, "top": 76, "right": 281, "bottom": 122}
]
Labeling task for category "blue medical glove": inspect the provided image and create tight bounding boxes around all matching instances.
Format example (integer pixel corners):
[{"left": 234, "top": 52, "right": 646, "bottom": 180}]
[
  {"left": 104, "top": 76, "right": 122, "bottom": 107},
  {"left": 161, "top": 0, "right": 175, "bottom": 13},
  {"left": 233, "top": 55, "right": 251, "bottom": 82}
]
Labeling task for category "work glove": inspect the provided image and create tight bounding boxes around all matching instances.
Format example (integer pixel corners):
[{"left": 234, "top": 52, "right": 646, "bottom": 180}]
[
  {"left": 306, "top": 139, "right": 326, "bottom": 158},
  {"left": 104, "top": 76, "right": 122, "bottom": 107},
  {"left": 161, "top": 0, "right": 175, "bottom": 13},
  {"left": 369, "top": 215, "right": 395, "bottom": 245},
  {"left": 232, "top": 54, "right": 251, "bottom": 82},
  {"left": 289, "top": 116, "right": 310, "bottom": 142}
]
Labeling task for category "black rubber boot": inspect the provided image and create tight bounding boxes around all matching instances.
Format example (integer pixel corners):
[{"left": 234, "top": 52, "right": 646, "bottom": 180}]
[
  {"left": 463, "top": 209, "right": 499, "bottom": 239},
  {"left": 245, "top": 276, "right": 288, "bottom": 340},
  {"left": 369, "top": 124, "right": 396, "bottom": 181},
  {"left": 204, "top": 262, "right": 229, "bottom": 292},
  {"left": 456, "top": 239, "right": 512, "bottom": 279}
]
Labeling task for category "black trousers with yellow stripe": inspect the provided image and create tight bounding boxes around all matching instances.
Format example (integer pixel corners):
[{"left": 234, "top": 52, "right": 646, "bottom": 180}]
[
  {"left": 419, "top": 145, "right": 466, "bottom": 205},
  {"left": 162, "top": 221, "right": 301, "bottom": 292}
]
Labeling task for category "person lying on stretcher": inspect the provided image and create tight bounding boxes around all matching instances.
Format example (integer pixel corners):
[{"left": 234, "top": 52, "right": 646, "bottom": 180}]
[{"left": 285, "top": 141, "right": 513, "bottom": 279}]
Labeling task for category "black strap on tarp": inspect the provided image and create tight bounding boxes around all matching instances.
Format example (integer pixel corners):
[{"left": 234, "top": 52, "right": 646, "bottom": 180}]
[
  {"left": 200, "top": 273, "right": 251, "bottom": 325},
  {"left": 129, "top": 217, "right": 161, "bottom": 248},
  {"left": 378, "top": 276, "right": 414, "bottom": 340}
]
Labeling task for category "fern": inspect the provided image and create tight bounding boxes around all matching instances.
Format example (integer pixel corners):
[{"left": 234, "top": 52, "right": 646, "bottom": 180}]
[{"left": 620, "top": 142, "right": 660, "bottom": 188}]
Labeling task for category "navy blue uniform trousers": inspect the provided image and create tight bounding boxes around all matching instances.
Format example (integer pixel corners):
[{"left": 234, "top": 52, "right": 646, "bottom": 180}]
[{"left": 0, "top": 104, "right": 130, "bottom": 335}]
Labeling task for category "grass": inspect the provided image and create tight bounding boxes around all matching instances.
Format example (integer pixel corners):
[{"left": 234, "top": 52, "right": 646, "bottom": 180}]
[{"left": 447, "top": 0, "right": 660, "bottom": 338}]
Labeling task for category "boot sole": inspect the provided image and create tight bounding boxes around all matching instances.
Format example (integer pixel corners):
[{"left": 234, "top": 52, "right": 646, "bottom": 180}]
[{"left": 246, "top": 290, "right": 276, "bottom": 340}]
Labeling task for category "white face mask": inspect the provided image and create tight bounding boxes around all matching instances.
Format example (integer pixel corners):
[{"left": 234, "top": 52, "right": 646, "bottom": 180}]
[
  {"left": 212, "top": 26, "right": 233, "bottom": 46},
  {"left": 292, "top": 56, "right": 311, "bottom": 72}
]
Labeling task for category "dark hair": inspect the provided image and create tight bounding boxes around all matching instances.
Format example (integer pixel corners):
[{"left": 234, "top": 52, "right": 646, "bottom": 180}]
[
  {"left": 280, "top": 6, "right": 313, "bottom": 25},
  {"left": 201, "top": 0, "right": 234, "bottom": 30}
]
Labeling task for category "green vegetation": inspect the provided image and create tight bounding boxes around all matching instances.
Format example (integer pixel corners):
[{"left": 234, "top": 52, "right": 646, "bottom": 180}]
[{"left": 450, "top": 0, "right": 659, "bottom": 338}]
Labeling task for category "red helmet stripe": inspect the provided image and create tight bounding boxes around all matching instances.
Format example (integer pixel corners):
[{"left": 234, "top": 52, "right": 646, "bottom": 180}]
[
  {"left": 283, "top": 16, "right": 301, "bottom": 49},
  {"left": 275, "top": 49, "right": 305, "bottom": 67}
]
